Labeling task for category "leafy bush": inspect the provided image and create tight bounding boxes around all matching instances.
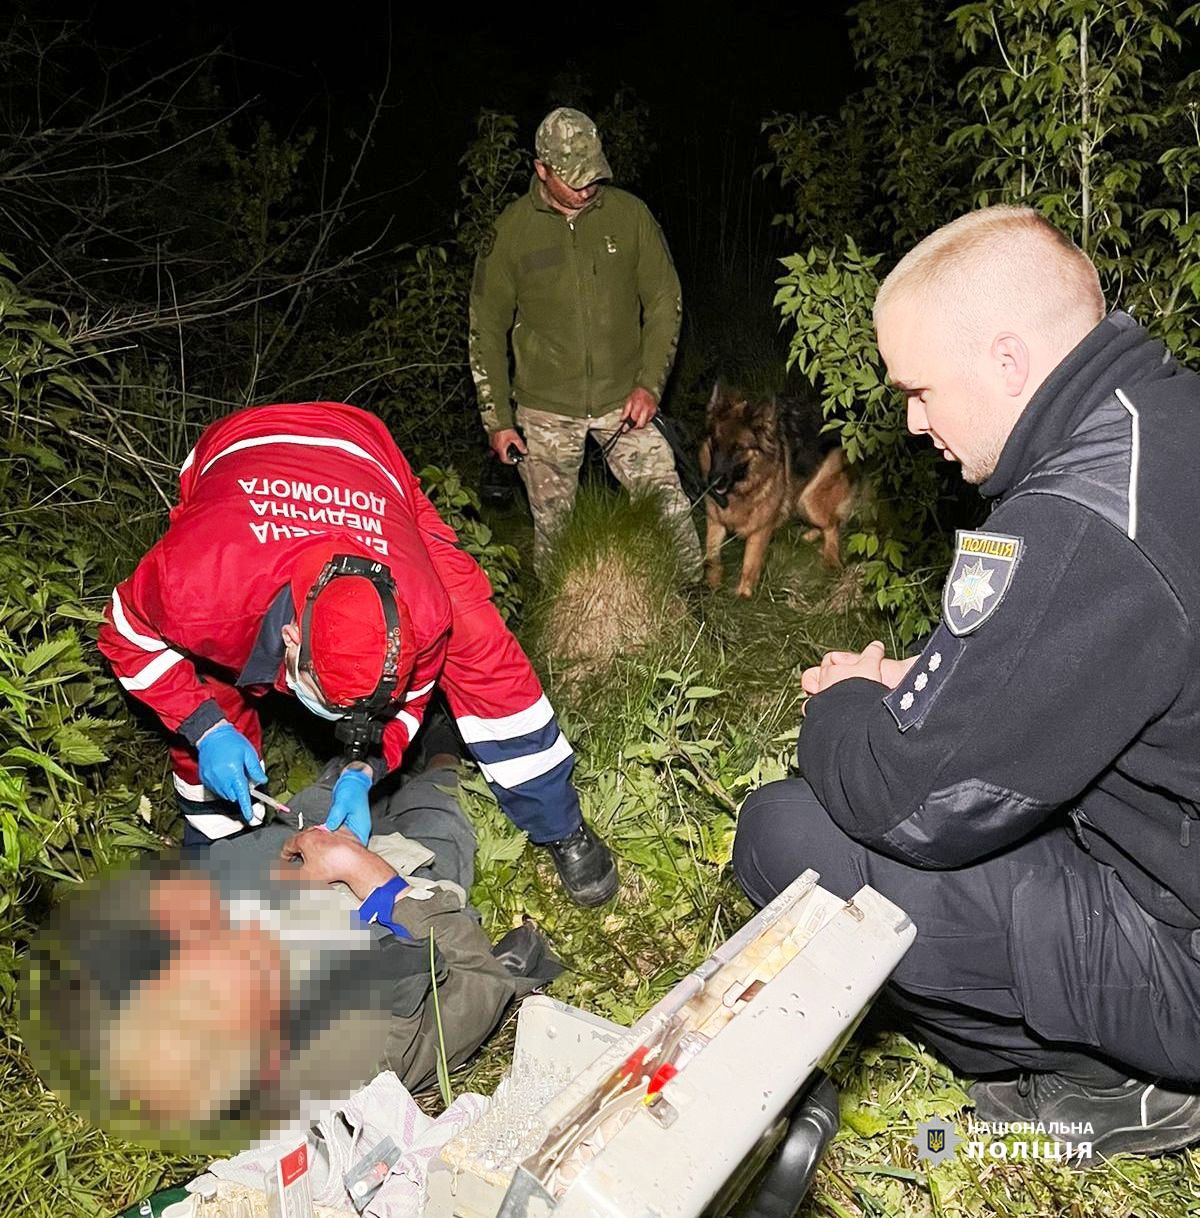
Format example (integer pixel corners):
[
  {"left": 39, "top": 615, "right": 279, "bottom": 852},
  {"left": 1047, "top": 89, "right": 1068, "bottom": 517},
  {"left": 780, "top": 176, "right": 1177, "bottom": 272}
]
[
  {"left": 762, "top": 0, "right": 968, "bottom": 254},
  {"left": 761, "top": 1, "right": 979, "bottom": 644},
  {"left": 952, "top": 0, "right": 1200, "bottom": 363},
  {"left": 766, "top": 0, "right": 1200, "bottom": 644},
  {"left": 419, "top": 464, "right": 523, "bottom": 624},
  {"left": 363, "top": 112, "right": 526, "bottom": 465},
  {"left": 366, "top": 245, "right": 474, "bottom": 458},
  {"left": 0, "top": 268, "right": 170, "bottom": 997},
  {"left": 774, "top": 241, "right": 966, "bottom": 642}
]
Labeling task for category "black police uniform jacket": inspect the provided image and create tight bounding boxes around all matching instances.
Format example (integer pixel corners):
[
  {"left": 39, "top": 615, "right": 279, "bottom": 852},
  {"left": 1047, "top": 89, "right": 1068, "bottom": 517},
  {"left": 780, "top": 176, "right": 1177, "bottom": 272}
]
[{"left": 799, "top": 311, "right": 1200, "bottom": 929}]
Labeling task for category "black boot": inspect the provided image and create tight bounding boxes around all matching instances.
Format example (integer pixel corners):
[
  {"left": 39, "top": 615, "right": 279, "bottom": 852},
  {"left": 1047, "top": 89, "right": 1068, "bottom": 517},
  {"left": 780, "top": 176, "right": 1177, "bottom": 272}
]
[
  {"left": 970, "top": 1062, "right": 1200, "bottom": 1161},
  {"left": 542, "top": 821, "right": 618, "bottom": 907},
  {"left": 492, "top": 918, "right": 564, "bottom": 986}
]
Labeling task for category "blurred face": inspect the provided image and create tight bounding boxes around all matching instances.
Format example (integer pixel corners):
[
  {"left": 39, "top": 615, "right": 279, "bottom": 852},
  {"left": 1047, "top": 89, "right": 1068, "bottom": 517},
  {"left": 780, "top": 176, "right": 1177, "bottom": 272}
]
[
  {"left": 149, "top": 877, "right": 285, "bottom": 1037},
  {"left": 876, "top": 298, "right": 1012, "bottom": 485},
  {"left": 534, "top": 160, "right": 600, "bottom": 213},
  {"left": 107, "top": 878, "right": 286, "bottom": 1124}
]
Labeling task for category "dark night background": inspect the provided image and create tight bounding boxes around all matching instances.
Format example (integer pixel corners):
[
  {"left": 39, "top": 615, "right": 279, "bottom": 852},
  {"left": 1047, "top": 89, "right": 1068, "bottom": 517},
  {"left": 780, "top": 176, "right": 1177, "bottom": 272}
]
[
  {"left": 10, "top": 10, "right": 1200, "bottom": 1216},
  {"left": 41, "top": 0, "right": 858, "bottom": 304},
  {"left": 135, "top": 2, "right": 854, "bottom": 220}
]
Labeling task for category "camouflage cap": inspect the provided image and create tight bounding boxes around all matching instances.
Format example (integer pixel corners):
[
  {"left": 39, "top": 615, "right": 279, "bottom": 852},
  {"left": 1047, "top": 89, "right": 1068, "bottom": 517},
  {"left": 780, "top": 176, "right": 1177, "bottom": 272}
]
[{"left": 535, "top": 108, "right": 612, "bottom": 189}]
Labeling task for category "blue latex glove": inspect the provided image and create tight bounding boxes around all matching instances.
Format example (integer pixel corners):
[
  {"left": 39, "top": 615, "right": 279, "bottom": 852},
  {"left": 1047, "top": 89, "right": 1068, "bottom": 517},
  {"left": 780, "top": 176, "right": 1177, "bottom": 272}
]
[
  {"left": 326, "top": 767, "right": 373, "bottom": 845},
  {"left": 196, "top": 722, "right": 268, "bottom": 823}
]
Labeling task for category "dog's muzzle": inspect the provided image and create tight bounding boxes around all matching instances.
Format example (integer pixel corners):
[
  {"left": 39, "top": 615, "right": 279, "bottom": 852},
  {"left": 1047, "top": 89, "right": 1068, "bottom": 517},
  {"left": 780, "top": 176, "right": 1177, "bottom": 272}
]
[{"left": 711, "top": 463, "right": 749, "bottom": 496}]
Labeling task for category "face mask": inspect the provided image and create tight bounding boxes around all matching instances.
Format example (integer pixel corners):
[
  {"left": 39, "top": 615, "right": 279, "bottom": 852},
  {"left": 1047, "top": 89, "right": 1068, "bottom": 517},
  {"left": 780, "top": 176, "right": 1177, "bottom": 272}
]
[{"left": 285, "top": 666, "right": 345, "bottom": 721}]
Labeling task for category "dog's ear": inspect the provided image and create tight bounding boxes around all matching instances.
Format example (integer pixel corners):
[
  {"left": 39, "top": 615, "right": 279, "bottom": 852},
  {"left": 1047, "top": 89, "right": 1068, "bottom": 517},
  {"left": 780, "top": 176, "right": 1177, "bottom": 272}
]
[
  {"left": 707, "top": 380, "right": 723, "bottom": 416},
  {"left": 748, "top": 396, "right": 775, "bottom": 424}
]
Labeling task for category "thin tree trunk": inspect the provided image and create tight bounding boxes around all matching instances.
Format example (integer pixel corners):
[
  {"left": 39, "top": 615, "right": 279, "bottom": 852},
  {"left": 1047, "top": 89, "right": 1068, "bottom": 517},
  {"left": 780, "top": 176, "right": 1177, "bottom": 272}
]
[
  {"left": 1080, "top": 15, "right": 1091, "bottom": 253},
  {"left": 1020, "top": 54, "right": 1028, "bottom": 197}
]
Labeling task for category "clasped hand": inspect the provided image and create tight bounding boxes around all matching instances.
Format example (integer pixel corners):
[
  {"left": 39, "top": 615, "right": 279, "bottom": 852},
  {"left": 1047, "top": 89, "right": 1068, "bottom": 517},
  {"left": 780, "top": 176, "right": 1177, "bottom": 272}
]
[
  {"left": 620, "top": 386, "right": 658, "bottom": 429},
  {"left": 801, "top": 642, "right": 919, "bottom": 709}
]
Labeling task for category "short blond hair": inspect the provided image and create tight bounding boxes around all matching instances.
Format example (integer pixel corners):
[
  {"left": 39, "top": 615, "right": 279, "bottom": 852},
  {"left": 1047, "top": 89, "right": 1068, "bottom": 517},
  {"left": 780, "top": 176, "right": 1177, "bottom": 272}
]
[
  {"left": 874, "top": 206, "right": 1105, "bottom": 357},
  {"left": 106, "top": 973, "right": 268, "bottom": 1123}
]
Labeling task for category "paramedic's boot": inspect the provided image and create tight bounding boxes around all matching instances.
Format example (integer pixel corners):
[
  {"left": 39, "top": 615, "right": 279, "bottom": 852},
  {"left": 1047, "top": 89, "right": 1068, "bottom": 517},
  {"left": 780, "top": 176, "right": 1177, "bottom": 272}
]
[
  {"left": 543, "top": 821, "right": 618, "bottom": 907},
  {"left": 970, "top": 1055, "right": 1200, "bottom": 1161}
]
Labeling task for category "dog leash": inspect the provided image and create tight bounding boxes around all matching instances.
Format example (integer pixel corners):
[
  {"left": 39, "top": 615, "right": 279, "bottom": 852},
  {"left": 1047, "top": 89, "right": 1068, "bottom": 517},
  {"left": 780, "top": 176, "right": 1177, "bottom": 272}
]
[
  {"left": 688, "top": 472, "right": 728, "bottom": 510},
  {"left": 552, "top": 413, "right": 729, "bottom": 509},
  {"left": 599, "top": 417, "right": 634, "bottom": 460},
  {"left": 650, "top": 414, "right": 728, "bottom": 509},
  {"left": 604, "top": 416, "right": 726, "bottom": 506}
]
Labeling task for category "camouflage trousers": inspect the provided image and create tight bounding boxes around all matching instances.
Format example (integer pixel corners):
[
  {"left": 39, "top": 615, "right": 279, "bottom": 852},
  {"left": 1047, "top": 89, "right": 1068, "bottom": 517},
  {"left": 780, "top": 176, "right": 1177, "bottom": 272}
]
[{"left": 516, "top": 403, "right": 702, "bottom": 576}]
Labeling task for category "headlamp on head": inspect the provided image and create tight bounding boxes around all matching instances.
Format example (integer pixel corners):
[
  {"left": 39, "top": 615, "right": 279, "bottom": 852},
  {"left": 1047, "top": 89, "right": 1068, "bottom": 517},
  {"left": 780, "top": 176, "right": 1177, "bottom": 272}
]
[{"left": 297, "top": 554, "right": 408, "bottom": 763}]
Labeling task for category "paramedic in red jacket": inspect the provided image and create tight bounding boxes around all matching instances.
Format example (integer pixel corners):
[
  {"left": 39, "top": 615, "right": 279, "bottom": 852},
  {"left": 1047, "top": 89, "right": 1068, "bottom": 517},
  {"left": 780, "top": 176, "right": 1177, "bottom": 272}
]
[{"left": 97, "top": 402, "right": 617, "bottom": 906}]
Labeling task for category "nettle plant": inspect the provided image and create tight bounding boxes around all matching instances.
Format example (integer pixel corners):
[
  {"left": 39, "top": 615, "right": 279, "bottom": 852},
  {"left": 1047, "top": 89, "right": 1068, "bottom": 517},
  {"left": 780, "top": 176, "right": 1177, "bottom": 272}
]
[
  {"left": 419, "top": 464, "right": 522, "bottom": 625},
  {"left": 775, "top": 241, "right": 956, "bottom": 643},
  {"left": 767, "top": 0, "right": 1200, "bottom": 645},
  {"left": 0, "top": 266, "right": 166, "bottom": 1000}
]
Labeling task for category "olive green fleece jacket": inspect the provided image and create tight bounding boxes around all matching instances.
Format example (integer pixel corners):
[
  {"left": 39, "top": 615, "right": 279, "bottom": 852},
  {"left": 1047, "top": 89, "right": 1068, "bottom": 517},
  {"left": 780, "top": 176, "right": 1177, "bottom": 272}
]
[{"left": 469, "top": 178, "right": 682, "bottom": 433}]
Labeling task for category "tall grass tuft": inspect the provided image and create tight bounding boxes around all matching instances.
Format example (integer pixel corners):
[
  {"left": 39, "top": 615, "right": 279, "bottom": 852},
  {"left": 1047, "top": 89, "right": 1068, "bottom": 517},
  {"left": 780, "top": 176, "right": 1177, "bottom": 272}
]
[{"left": 522, "top": 484, "right": 696, "bottom": 693}]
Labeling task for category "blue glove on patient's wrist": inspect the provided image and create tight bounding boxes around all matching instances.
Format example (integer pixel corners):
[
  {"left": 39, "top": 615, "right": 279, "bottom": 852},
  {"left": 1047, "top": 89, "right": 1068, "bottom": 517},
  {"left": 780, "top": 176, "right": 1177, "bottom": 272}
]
[
  {"left": 358, "top": 875, "right": 413, "bottom": 941},
  {"left": 326, "top": 768, "right": 373, "bottom": 845},
  {"left": 196, "top": 723, "right": 267, "bottom": 822}
]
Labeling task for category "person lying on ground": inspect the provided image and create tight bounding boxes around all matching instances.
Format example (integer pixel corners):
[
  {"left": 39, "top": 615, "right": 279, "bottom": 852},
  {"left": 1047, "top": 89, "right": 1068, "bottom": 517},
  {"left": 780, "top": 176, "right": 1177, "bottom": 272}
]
[{"left": 20, "top": 727, "right": 558, "bottom": 1149}]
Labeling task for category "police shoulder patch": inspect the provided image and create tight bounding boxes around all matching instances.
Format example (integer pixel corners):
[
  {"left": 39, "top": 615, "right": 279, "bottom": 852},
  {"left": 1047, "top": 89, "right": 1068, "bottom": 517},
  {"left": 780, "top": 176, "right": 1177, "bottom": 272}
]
[{"left": 942, "top": 530, "right": 1023, "bottom": 637}]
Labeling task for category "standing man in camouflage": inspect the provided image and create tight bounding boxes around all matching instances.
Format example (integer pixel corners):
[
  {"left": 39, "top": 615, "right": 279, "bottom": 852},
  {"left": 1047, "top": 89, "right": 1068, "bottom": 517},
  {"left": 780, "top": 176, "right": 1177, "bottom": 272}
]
[{"left": 470, "top": 107, "right": 702, "bottom": 575}]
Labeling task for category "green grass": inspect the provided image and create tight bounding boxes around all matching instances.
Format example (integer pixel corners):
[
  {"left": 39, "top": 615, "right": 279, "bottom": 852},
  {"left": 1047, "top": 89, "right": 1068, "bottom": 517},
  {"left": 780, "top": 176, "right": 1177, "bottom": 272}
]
[
  {"left": 457, "top": 498, "right": 1200, "bottom": 1218},
  {"left": 4, "top": 494, "right": 1200, "bottom": 1216}
]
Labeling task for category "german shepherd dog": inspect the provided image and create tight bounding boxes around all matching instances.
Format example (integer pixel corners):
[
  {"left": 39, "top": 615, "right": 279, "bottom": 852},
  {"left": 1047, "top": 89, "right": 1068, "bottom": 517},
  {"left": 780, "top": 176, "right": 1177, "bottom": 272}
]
[{"left": 698, "top": 383, "right": 854, "bottom": 597}]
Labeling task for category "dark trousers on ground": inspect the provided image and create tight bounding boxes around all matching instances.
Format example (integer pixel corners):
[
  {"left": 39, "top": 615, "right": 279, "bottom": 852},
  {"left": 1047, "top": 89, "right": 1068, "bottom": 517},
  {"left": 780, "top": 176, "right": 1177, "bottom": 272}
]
[{"left": 732, "top": 779, "right": 1200, "bottom": 1085}]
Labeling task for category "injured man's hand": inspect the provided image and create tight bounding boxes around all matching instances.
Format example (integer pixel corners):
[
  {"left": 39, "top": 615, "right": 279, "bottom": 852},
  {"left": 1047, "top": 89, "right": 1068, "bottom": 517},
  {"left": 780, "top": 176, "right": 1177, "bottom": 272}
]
[{"left": 279, "top": 824, "right": 399, "bottom": 899}]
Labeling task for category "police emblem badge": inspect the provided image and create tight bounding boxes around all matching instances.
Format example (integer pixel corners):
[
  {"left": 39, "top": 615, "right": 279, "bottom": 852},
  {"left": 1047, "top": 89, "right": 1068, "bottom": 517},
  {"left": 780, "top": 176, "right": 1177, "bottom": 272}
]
[
  {"left": 942, "top": 530, "right": 1022, "bottom": 637},
  {"left": 911, "top": 1117, "right": 961, "bottom": 1165}
]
